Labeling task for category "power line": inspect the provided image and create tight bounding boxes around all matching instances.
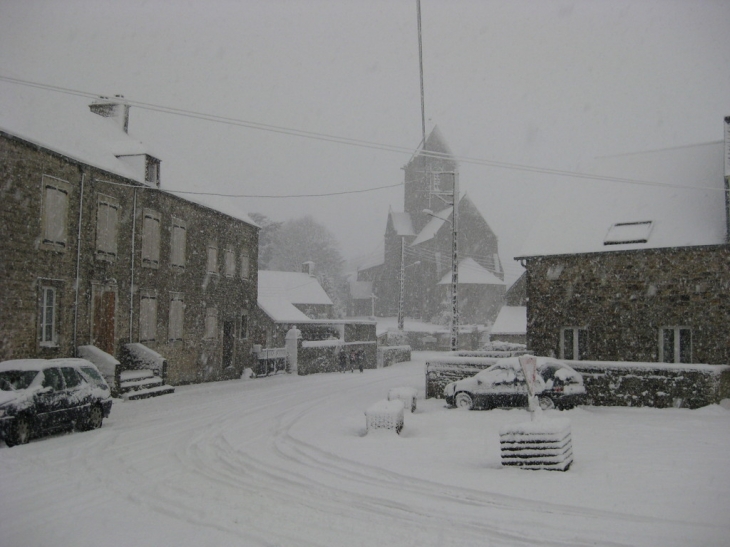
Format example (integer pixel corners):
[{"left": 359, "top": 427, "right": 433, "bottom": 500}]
[{"left": 1, "top": 74, "right": 723, "bottom": 193}]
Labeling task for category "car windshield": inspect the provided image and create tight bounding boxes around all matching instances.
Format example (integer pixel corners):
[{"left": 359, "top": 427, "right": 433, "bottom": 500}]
[{"left": 0, "top": 370, "right": 40, "bottom": 391}]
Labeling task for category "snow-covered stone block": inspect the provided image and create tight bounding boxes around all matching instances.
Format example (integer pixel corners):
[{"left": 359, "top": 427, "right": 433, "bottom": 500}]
[
  {"left": 365, "top": 399, "right": 405, "bottom": 434},
  {"left": 499, "top": 417, "right": 573, "bottom": 471},
  {"left": 387, "top": 387, "right": 417, "bottom": 412}
]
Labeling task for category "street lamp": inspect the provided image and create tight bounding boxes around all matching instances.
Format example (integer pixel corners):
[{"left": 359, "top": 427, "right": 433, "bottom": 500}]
[{"left": 423, "top": 183, "right": 459, "bottom": 352}]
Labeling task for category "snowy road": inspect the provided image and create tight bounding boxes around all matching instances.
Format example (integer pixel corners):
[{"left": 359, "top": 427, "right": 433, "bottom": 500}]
[{"left": 1, "top": 353, "right": 729, "bottom": 547}]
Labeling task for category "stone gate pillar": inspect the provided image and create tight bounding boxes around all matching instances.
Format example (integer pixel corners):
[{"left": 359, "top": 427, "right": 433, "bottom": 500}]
[{"left": 285, "top": 325, "right": 302, "bottom": 375}]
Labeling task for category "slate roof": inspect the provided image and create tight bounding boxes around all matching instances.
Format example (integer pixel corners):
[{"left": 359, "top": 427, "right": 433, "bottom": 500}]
[
  {"left": 437, "top": 257, "right": 505, "bottom": 286},
  {"left": 518, "top": 141, "right": 726, "bottom": 258},
  {"left": 490, "top": 306, "right": 527, "bottom": 335},
  {"left": 412, "top": 206, "right": 453, "bottom": 246},
  {"left": 0, "top": 84, "right": 257, "bottom": 228},
  {"left": 257, "top": 270, "right": 333, "bottom": 322},
  {"left": 389, "top": 211, "right": 415, "bottom": 237}
]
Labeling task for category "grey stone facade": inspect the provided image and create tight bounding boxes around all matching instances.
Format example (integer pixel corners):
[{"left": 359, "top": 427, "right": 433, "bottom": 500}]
[
  {"left": 522, "top": 245, "right": 730, "bottom": 365},
  {"left": 1, "top": 132, "right": 259, "bottom": 385}
]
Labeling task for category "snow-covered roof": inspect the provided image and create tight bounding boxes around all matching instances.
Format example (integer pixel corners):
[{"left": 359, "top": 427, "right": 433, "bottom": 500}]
[
  {"left": 257, "top": 296, "right": 312, "bottom": 323},
  {"left": 518, "top": 141, "right": 726, "bottom": 258},
  {"left": 0, "top": 87, "right": 154, "bottom": 183},
  {"left": 412, "top": 206, "right": 453, "bottom": 246},
  {"left": 0, "top": 85, "right": 257, "bottom": 228},
  {"left": 389, "top": 211, "right": 415, "bottom": 237},
  {"left": 490, "top": 306, "right": 526, "bottom": 335},
  {"left": 258, "top": 270, "right": 333, "bottom": 306},
  {"left": 258, "top": 269, "right": 333, "bottom": 320},
  {"left": 437, "top": 257, "right": 505, "bottom": 286}
]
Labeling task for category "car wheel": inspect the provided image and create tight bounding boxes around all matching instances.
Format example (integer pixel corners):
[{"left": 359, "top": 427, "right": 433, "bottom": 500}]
[
  {"left": 6, "top": 416, "right": 32, "bottom": 447},
  {"left": 86, "top": 405, "right": 104, "bottom": 430},
  {"left": 538, "top": 396, "right": 555, "bottom": 410},
  {"left": 454, "top": 392, "right": 474, "bottom": 410}
]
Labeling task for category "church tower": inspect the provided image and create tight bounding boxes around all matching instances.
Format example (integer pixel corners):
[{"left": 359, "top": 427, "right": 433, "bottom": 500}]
[{"left": 403, "top": 126, "right": 458, "bottom": 234}]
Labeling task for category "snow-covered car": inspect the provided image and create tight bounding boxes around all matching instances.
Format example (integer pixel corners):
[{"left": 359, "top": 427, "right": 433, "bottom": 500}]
[
  {"left": 443, "top": 357, "right": 585, "bottom": 411},
  {"left": 537, "top": 359, "right": 586, "bottom": 410},
  {"left": 0, "top": 358, "right": 112, "bottom": 447}
]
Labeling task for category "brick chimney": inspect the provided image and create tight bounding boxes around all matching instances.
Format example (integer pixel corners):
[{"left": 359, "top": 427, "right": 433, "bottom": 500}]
[{"left": 89, "top": 95, "right": 130, "bottom": 133}]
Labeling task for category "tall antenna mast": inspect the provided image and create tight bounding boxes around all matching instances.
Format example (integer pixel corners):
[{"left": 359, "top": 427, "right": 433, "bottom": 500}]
[{"left": 417, "top": 0, "right": 426, "bottom": 145}]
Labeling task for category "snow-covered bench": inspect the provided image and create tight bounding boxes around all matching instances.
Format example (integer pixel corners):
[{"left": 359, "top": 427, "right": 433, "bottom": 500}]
[
  {"left": 499, "top": 417, "right": 573, "bottom": 471},
  {"left": 387, "top": 387, "right": 417, "bottom": 413},
  {"left": 365, "top": 399, "right": 405, "bottom": 435}
]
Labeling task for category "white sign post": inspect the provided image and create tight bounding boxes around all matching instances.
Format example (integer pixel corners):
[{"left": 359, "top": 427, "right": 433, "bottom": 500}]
[{"left": 519, "top": 354, "right": 540, "bottom": 420}]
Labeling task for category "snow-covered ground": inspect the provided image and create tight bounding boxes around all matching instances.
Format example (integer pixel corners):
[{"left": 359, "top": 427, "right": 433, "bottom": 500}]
[{"left": 1, "top": 352, "right": 728, "bottom": 547}]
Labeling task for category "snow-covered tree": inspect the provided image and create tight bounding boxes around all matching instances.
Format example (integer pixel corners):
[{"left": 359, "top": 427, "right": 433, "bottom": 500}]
[
  {"left": 249, "top": 212, "right": 283, "bottom": 270},
  {"left": 252, "top": 214, "right": 347, "bottom": 317}
]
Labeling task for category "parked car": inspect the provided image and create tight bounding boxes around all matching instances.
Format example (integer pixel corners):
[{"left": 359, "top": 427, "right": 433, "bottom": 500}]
[
  {"left": 443, "top": 357, "right": 585, "bottom": 411},
  {"left": 0, "top": 358, "right": 113, "bottom": 447}
]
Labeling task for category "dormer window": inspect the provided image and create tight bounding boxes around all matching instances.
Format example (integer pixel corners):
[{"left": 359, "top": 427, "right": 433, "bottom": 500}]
[
  {"left": 146, "top": 157, "right": 160, "bottom": 187},
  {"left": 604, "top": 221, "right": 653, "bottom": 246}
]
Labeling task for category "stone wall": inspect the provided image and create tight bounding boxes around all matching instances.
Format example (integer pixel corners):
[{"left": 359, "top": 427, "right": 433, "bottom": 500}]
[
  {"left": 377, "top": 345, "right": 411, "bottom": 368},
  {"left": 524, "top": 246, "right": 730, "bottom": 365},
  {"left": 298, "top": 342, "right": 377, "bottom": 375},
  {"left": 424, "top": 356, "right": 730, "bottom": 409},
  {"left": 0, "top": 132, "right": 259, "bottom": 385}
]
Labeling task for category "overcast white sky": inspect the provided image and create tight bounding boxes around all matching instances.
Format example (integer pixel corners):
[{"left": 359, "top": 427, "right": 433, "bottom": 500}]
[{"left": 1, "top": 0, "right": 729, "bottom": 285}]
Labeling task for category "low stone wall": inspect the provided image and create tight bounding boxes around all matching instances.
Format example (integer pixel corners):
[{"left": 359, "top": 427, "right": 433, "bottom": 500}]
[
  {"left": 377, "top": 345, "right": 411, "bottom": 368},
  {"left": 568, "top": 360, "right": 730, "bottom": 409},
  {"left": 425, "top": 356, "right": 730, "bottom": 408},
  {"left": 298, "top": 342, "right": 377, "bottom": 375}
]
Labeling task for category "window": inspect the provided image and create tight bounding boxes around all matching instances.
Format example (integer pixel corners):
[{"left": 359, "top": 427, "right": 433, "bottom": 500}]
[
  {"left": 546, "top": 264, "right": 564, "bottom": 280},
  {"left": 170, "top": 218, "right": 186, "bottom": 269},
  {"left": 207, "top": 244, "right": 218, "bottom": 274},
  {"left": 240, "top": 247, "right": 250, "bottom": 280},
  {"left": 60, "top": 367, "right": 83, "bottom": 388},
  {"left": 139, "top": 290, "right": 157, "bottom": 342},
  {"left": 204, "top": 308, "right": 218, "bottom": 340},
  {"left": 40, "top": 286, "right": 57, "bottom": 346},
  {"left": 40, "top": 176, "right": 71, "bottom": 251},
  {"left": 96, "top": 194, "right": 120, "bottom": 261},
  {"left": 240, "top": 312, "right": 249, "bottom": 340},
  {"left": 561, "top": 327, "right": 587, "bottom": 360},
  {"left": 169, "top": 293, "right": 184, "bottom": 341},
  {"left": 659, "top": 327, "right": 692, "bottom": 363},
  {"left": 604, "top": 221, "right": 653, "bottom": 246},
  {"left": 145, "top": 157, "right": 161, "bottom": 187},
  {"left": 141, "top": 209, "right": 161, "bottom": 268},
  {"left": 224, "top": 248, "right": 235, "bottom": 278},
  {"left": 42, "top": 368, "right": 64, "bottom": 391}
]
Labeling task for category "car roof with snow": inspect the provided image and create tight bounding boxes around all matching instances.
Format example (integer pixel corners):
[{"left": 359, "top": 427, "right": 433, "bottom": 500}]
[{"left": 0, "top": 359, "right": 54, "bottom": 372}]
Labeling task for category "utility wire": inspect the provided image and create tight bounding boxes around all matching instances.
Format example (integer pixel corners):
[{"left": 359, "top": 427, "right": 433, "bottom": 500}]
[{"left": 1, "top": 74, "right": 723, "bottom": 193}]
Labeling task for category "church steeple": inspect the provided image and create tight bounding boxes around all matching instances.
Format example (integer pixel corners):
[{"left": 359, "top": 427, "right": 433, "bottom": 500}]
[{"left": 403, "top": 126, "right": 459, "bottom": 233}]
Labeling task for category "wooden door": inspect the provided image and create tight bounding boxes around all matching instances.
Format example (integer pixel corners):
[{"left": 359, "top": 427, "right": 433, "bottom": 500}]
[{"left": 93, "top": 289, "right": 116, "bottom": 354}]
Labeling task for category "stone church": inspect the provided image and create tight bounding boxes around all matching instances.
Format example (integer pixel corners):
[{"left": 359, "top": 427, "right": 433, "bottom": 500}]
[{"left": 356, "top": 127, "right": 505, "bottom": 325}]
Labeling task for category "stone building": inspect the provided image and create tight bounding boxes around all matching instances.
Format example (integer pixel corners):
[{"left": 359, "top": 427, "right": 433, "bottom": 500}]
[
  {"left": 517, "top": 136, "right": 729, "bottom": 364},
  {"left": 0, "top": 94, "right": 259, "bottom": 385},
  {"left": 357, "top": 127, "right": 505, "bottom": 325}
]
